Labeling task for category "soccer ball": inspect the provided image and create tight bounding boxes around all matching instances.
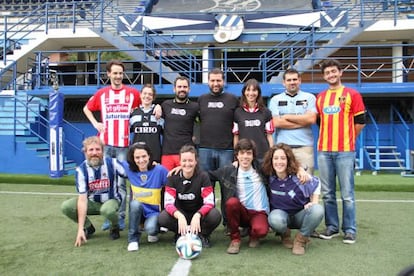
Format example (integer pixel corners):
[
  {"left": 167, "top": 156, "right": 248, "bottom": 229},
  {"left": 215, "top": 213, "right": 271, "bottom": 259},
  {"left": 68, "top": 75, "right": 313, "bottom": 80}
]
[{"left": 175, "top": 233, "right": 202, "bottom": 260}]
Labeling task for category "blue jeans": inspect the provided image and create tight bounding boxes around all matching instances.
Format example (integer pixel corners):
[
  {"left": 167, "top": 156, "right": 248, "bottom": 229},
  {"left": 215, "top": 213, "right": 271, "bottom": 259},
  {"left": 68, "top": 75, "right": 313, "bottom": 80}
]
[
  {"left": 318, "top": 151, "right": 357, "bottom": 235},
  {"left": 104, "top": 145, "right": 128, "bottom": 220},
  {"left": 198, "top": 147, "right": 234, "bottom": 171},
  {"left": 268, "top": 205, "right": 324, "bottom": 237},
  {"left": 128, "top": 200, "right": 159, "bottom": 243}
]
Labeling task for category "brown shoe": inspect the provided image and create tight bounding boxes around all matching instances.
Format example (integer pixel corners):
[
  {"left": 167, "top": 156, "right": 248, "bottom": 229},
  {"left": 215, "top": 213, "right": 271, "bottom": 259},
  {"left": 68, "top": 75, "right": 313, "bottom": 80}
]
[
  {"left": 227, "top": 240, "right": 241, "bottom": 254},
  {"left": 281, "top": 228, "right": 293, "bottom": 249},
  {"left": 248, "top": 237, "right": 259, "bottom": 248},
  {"left": 292, "top": 232, "right": 310, "bottom": 255}
]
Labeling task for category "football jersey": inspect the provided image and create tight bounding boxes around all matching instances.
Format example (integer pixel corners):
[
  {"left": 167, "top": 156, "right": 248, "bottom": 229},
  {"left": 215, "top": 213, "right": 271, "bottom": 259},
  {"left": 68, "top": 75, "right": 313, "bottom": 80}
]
[
  {"left": 86, "top": 85, "right": 141, "bottom": 147},
  {"left": 316, "top": 86, "right": 365, "bottom": 152},
  {"left": 75, "top": 157, "right": 127, "bottom": 203},
  {"left": 123, "top": 163, "right": 168, "bottom": 218}
]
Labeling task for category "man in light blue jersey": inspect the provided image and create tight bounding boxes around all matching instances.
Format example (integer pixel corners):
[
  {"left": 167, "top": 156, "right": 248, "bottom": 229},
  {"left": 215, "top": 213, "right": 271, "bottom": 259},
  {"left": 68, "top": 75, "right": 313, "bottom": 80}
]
[
  {"left": 61, "top": 136, "right": 127, "bottom": 247},
  {"left": 269, "top": 68, "right": 317, "bottom": 174}
]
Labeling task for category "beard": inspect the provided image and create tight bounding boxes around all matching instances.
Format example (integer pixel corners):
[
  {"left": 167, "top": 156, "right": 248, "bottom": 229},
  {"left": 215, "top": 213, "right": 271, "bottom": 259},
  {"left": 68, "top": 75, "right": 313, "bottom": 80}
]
[{"left": 87, "top": 156, "right": 103, "bottom": 168}]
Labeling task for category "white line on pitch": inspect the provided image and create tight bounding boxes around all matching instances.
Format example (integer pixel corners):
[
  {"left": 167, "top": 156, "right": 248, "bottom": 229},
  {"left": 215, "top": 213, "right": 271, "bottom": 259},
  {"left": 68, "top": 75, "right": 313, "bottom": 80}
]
[
  {"left": 1, "top": 191, "right": 414, "bottom": 203},
  {"left": 168, "top": 258, "right": 192, "bottom": 276},
  {"left": 0, "top": 191, "right": 77, "bottom": 196}
]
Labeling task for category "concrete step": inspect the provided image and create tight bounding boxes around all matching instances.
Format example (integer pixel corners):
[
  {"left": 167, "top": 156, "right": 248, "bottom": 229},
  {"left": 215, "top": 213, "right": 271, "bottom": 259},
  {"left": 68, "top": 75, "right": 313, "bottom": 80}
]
[{"left": 26, "top": 142, "right": 49, "bottom": 150}]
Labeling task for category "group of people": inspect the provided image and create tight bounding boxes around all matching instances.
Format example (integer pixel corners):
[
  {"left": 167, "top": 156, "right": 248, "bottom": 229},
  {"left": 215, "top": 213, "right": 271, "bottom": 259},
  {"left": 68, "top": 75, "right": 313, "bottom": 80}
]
[{"left": 61, "top": 58, "right": 366, "bottom": 256}]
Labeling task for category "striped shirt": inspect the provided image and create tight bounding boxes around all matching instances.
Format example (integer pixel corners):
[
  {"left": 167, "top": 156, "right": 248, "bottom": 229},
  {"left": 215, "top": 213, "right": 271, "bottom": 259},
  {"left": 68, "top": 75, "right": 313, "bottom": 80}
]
[
  {"left": 316, "top": 86, "right": 365, "bottom": 152},
  {"left": 86, "top": 85, "right": 141, "bottom": 147},
  {"left": 236, "top": 167, "right": 269, "bottom": 213},
  {"left": 75, "top": 157, "right": 127, "bottom": 203}
]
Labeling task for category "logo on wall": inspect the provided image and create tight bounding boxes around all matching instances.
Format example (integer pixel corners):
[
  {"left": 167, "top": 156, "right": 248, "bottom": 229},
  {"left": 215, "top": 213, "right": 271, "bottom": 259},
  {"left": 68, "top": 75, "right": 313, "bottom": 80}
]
[{"left": 214, "top": 14, "right": 244, "bottom": 43}]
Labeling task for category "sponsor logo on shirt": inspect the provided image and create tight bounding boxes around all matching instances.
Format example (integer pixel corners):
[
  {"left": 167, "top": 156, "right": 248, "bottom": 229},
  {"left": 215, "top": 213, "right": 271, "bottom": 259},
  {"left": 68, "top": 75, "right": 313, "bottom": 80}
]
[
  {"left": 323, "top": 105, "right": 340, "bottom": 114},
  {"left": 177, "top": 193, "right": 196, "bottom": 200},
  {"left": 171, "top": 108, "right": 187, "bottom": 116},
  {"left": 207, "top": 102, "right": 224, "bottom": 108},
  {"left": 88, "top": 179, "right": 110, "bottom": 191},
  {"left": 244, "top": 119, "right": 261, "bottom": 127}
]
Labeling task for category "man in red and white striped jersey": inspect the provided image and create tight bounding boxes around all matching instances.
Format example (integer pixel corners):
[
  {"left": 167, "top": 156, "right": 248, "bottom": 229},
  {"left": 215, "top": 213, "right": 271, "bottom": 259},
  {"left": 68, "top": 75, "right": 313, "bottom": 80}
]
[{"left": 83, "top": 60, "right": 161, "bottom": 230}]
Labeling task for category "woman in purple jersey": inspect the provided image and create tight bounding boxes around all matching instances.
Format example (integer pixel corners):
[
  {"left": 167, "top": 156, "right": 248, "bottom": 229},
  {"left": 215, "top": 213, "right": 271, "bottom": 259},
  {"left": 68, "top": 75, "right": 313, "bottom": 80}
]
[{"left": 262, "top": 143, "right": 323, "bottom": 255}]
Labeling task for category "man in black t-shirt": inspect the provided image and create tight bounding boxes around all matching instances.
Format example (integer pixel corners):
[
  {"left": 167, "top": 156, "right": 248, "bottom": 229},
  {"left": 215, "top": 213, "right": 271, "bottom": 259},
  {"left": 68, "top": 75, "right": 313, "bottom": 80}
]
[{"left": 161, "top": 76, "right": 199, "bottom": 171}]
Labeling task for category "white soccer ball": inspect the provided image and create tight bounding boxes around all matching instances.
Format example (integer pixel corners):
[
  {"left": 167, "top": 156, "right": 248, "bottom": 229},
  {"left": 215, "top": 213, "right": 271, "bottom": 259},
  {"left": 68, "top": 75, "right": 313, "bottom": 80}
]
[{"left": 175, "top": 233, "right": 202, "bottom": 260}]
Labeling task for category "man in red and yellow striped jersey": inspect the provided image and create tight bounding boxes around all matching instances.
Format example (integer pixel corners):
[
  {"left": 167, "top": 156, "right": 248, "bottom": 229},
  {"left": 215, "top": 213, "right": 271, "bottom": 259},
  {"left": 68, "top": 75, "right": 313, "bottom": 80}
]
[{"left": 315, "top": 59, "right": 366, "bottom": 245}]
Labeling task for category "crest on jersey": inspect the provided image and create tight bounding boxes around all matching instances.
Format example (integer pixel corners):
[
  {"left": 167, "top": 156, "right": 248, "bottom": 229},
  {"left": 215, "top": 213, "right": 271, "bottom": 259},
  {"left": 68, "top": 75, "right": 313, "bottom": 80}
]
[
  {"left": 214, "top": 14, "right": 244, "bottom": 43},
  {"left": 140, "top": 174, "right": 148, "bottom": 182}
]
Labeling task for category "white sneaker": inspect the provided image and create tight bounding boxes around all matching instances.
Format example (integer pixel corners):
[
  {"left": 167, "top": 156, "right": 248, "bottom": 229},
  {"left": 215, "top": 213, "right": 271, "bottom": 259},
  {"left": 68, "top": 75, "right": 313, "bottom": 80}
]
[
  {"left": 127, "top": 242, "right": 139, "bottom": 252},
  {"left": 147, "top": 235, "right": 159, "bottom": 243}
]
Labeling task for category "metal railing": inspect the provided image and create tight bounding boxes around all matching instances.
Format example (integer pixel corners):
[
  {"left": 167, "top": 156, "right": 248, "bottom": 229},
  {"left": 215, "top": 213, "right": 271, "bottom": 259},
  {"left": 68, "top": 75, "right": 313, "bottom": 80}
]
[{"left": 390, "top": 105, "right": 411, "bottom": 170}]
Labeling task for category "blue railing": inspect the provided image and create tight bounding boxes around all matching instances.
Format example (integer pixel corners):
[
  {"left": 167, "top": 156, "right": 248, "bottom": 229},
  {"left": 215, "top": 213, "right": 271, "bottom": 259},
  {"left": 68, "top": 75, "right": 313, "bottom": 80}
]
[
  {"left": 390, "top": 105, "right": 411, "bottom": 170},
  {"left": 363, "top": 109, "right": 381, "bottom": 171}
]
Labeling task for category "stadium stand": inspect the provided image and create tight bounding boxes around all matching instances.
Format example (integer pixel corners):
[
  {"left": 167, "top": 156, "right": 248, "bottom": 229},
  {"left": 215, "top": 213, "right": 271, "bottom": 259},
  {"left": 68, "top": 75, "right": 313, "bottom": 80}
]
[{"left": 0, "top": 0, "right": 413, "bottom": 176}]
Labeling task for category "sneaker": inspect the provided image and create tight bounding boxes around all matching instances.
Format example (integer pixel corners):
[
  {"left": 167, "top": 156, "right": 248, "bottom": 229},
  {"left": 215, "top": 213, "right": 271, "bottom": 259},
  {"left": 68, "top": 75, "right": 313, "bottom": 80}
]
[
  {"left": 199, "top": 235, "right": 211, "bottom": 248},
  {"left": 109, "top": 226, "right": 120, "bottom": 240},
  {"left": 127, "top": 242, "right": 139, "bottom": 252},
  {"left": 147, "top": 235, "right": 159, "bottom": 243},
  {"left": 227, "top": 240, "right": 241, "bottom": 254},
  {"left": 248, "top": 237, "right": 259, "bottom": 248},
  {"left": 319, "top": 228, "right": 340, "bottom": 240},
  {"left": 119, "top": 218, "right": 125, "bottom": 231},
  {"left": 84, "top": 224, "right": 96, "bottom": 239},
  {"left": 310, "top": 230, "right": 320, "bottom": 238},
  {"left": 160, "top": 227, "right": 169, "bottom": 233},
  {"left": 101, "top": 220, "right": 110, "bottom": 231},
  {"left": 343, "top": 233, "right": 356, "bottom": 244}
]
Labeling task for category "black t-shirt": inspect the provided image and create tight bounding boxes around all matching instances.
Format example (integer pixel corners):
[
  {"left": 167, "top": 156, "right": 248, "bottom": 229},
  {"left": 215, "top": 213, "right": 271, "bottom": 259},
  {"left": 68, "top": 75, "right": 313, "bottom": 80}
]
[
  {"left": 161, "top": 99, "right": 199, "bottom": 155},
  {"left": 166, "top": 170, "right": 212, "bottom": 216},
  {"left": 198, "top": 92, "right": 238, "bottom": 149},
  {"left": 233, "top": 106, "right": 273, "bottom": 160}
]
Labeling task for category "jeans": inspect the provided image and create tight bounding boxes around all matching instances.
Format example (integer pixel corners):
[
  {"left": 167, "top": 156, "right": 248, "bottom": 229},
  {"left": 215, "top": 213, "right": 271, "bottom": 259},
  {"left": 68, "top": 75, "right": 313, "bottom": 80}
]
[
  {"left": 128, "top": 200, "right": 159, "bottom": 243},
  {"left": 198, "top": 147, "right": 234, "bottom": 172},
  {"left": 268, "top": 205, "right": 324, "bottom": 237},
  {"left": 104, "top": 145, "right": 128, "bottom": 220},
  {"left": 61, "top": 197, "right": 120, "bottom": 228},
  {"left": 318, "top": 151, "right": 357, "bottom": 235}
]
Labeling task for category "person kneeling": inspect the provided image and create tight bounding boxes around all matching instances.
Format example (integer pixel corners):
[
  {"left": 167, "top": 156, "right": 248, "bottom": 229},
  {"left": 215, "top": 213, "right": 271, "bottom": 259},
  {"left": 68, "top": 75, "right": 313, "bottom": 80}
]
[
  {"left": 262, "top": 143, "right": 324, "bottom": 255},
  {"left": 158, "top": 145, "right": 221, "bottom": 248}
]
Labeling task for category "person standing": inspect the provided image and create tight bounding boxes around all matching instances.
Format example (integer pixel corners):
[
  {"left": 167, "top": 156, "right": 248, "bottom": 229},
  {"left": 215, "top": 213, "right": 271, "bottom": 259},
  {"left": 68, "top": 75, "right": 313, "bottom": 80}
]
[
  {"left": 158, "top": 145, "right": 221, "bottom": 248},
  {"left": 130, "top": 84, "right": 163, "bottom": 163},
  {"left": 161, "top": 76, "right": 199, "bottom": 171},
  {"left": 269, "top": 68, "right": 317, "bottom": 174},
  {"left": 262, "top": 143, "right": 323, "bottom": 255},
  {"left": 61, "top": 136, "right": 127, "bottom": 246},
  {"left": 316, "top": 59, "right": 366, "bottom": 244},
  {"left": 83, "top": 60, "right": 161, "bottom": 231},
  {"left": 123, "top": 143, "right": 168, "bottom": 252},
  {"left": 233, "top": 78, "right": 274, "bottom": 161},
  {"left": 198, "top": 68, "right": 239, "bottom": 172}
]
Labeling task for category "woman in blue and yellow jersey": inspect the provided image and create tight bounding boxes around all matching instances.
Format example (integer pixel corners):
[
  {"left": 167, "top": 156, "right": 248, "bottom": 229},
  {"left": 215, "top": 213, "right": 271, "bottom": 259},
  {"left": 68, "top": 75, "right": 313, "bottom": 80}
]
[{"left": 122, "top": 143, "right": 168, "bottom": 252}]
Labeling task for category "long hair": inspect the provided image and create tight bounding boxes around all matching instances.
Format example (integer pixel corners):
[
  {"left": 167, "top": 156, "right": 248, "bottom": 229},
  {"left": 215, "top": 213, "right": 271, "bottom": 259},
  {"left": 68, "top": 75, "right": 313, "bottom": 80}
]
[
  {"left": 262, "top": 143, "right": 300, "bottom": 177},
  {"left": 127, "top": 143, "right": 155, "bottom": 172},
  {"left": 240, "top": 78, "right": 265, "bottom": 109},
  {"left": 179, "top": 144, "right": 199, "bottom": 175}
]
